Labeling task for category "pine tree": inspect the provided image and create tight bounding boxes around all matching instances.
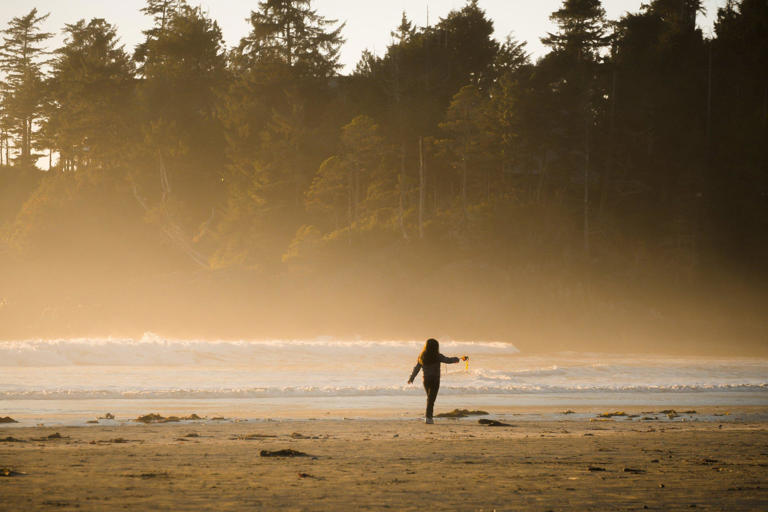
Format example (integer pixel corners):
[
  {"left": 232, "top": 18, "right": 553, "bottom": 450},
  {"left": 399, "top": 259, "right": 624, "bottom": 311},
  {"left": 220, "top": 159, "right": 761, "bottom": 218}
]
[
  {"left": 47, "top": 18, "right": 135, "bottom": 172},
  {"left": 239, "top": 0, "right": 344, "bottom": 78},
  {"left": 542, "top": 0, "right": 609, "bottom": 58},
  {"left": 300, "top": 115, "right": 393, "bottom": 250},
  {"left": 132, "top": 0, "right": 228, "bottom": 267},
  {"left": 439, "top": 84, "right": 491, "bottom": 219},
  {"left": 215, "top": 0, "right": 345, "bottom": 268},
  {"left": 0, "top": 8, "right": 52, "bottom": 167},
  {"left": 134, "top": 0, "right": 227, "bottom": 209},
  {"left": 541, "top": 0, "right": 611, "bottom": 256}
]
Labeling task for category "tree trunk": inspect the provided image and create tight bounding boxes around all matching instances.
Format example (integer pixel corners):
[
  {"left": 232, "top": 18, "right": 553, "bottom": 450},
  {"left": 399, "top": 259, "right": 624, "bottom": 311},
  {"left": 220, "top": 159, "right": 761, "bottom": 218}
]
[
  {"left": 353, "top": 168, "right": 359, "bottom": 226},
  {"left": 600, "top": 69, "right": 617, "bottom": 218},
  {"left": 584, "top": 121, "right": 590, "bottom": 259},
  {"left": 418, "top": 136, "right": 425, "bottom": 239},
  {"left": 21, "top": 118, "right": 28, "bottom": 160},
  {"left": 347, "top": 172, "right": 353, "bottom": 229},
  {"left": 536, "top": 154, "right": 547, "bottom": 204},
  {"left": 486, "top": 169, "right": 490, "bottom": 203},
  {"left": 347, "top": 170, "right": 353, "bottom": 246},
  {"left": 26, "top": 118, "right": 32, "bottom": 160},
  {"left": 461, "top": 156, "right": 467, "bottom": 220},
  {"left": 706, "top": 44, "right": 712, "bottom": 145},
  {"left": 399, "top": 143, "right": 408, "bottom": 239}
]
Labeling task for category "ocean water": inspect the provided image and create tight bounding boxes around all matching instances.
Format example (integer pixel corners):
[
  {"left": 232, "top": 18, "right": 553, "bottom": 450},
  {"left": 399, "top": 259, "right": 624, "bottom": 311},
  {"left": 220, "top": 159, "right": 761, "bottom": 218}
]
[{"left": 1, "top": 333, "right": 766, "bottom": 425}]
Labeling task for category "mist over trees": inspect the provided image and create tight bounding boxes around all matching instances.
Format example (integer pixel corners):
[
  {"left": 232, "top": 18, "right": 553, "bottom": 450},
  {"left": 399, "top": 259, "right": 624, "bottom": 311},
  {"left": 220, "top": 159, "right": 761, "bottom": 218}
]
[{"left": 0, "top": 0, "right": 766, "bottom": 353}]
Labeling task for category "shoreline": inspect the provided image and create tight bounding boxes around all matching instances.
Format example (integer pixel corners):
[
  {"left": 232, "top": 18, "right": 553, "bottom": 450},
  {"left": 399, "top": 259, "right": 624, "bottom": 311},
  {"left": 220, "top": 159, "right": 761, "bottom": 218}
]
[
  {"left": 2, "top": 396, "right": 767, "bottom": 427},
  {"left": 0, "top": 399, "right": 768, "bottom": 432}
]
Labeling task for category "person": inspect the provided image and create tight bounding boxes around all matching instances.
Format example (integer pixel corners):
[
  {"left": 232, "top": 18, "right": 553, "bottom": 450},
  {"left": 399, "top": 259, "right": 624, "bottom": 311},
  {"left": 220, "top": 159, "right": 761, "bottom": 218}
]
[{"left": 407, "top": 338, "right": 468, "bottom": 424}]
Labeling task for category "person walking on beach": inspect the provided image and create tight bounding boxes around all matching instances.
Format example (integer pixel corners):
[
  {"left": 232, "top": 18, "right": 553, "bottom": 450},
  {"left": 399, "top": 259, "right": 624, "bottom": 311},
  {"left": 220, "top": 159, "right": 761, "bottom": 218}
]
[{"left": 407, "top": 338, "right": 468, "bottom": 424}]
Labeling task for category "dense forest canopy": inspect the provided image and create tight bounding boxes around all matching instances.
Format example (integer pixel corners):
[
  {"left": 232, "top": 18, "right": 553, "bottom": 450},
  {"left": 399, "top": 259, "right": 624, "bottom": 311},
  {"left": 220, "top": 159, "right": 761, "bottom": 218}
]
[{"left": 0, "top": 0, "right": 766, "bottom": 355}]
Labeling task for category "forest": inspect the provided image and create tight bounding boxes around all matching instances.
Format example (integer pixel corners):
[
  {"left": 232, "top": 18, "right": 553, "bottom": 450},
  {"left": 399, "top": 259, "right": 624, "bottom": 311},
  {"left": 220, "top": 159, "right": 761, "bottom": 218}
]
[{"left": 0, "top": 0, "right": 766, "bottom": 354}]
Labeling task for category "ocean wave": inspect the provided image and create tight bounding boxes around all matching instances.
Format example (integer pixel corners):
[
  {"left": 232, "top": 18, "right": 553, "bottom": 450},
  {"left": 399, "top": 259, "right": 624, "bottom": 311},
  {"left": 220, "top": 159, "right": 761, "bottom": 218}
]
[{"left": 0, "top": 333, "right": 518, "bottom": 366}]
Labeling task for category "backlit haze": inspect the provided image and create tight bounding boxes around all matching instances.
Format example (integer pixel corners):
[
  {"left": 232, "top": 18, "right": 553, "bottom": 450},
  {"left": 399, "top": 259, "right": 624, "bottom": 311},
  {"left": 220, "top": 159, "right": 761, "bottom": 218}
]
[{"left": 0, "top": 0, "right": 766, "bottom": 358}]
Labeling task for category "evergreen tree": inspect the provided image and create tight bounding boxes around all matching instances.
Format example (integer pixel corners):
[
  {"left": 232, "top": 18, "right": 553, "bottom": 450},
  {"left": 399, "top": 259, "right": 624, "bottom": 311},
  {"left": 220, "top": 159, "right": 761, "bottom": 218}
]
[
  {"left": 47, "top": 18, "right": 135, "bottom": 172},
  {"left": 706, "top": 0, "right": 768, "bottom": 274},
  {"left": 542, "top": 0, "right": 609, "bottom": 57},
  {"left": 239, "top": 0, "right": 344, "bottom": 78},
  {"left": 0, "top": 8, "right": 52, "bottom": 167},
  {"left": 131, "top": 0, "right": 228, "bottom": 267},
  {"left": 215, "top": 0, "right": 345, "bottom": 268},
  {"left": 540, "top": 0, "right": 610, "bottom": 255},
  {"left": 297, "top": 114, "right": 393, "bottom": 258},
  {"left": 439, "top": 84, "right": 492, "bottom": 219},
  {"left": 134, "top": 0, "right": 227, "bottom": 223},
  {"left": 610, "top": 0, "right": 706, "bottom": 266}
]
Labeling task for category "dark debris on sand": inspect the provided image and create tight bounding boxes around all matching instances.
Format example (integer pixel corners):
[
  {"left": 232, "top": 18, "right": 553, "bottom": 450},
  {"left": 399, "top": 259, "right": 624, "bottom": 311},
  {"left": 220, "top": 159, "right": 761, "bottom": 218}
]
[
  {"left": 1, "top": 436, "right": 26, "bottom": 443},
  {"left": 1, "top": 468, "right": 25, "bottom": 477},
  {"left": 135, "top": 413, "right": 202, "bottom": 423},
  {"left": 31, "top": 432, "right": 68, "bottom": 441},
  {"left": 260, "top": 449, "right": 310, "bottom": 457},
  {"left": 125, "top": 472, "right": 170, "bottom": 479},
  {"left": 436, "top": 409, "right": 489, "bottom": 418},
  {"left": 90, "top": 438, "right": 134, "bottom": 445},
  {"left": 232, "top": 433, "right": 278, "bottom": 440},
  {"left": 291, "top": 432, "right": 323, "bottom": 439},
  {"left": 478, "top": 419, "right": 512, "bottom": 427}
]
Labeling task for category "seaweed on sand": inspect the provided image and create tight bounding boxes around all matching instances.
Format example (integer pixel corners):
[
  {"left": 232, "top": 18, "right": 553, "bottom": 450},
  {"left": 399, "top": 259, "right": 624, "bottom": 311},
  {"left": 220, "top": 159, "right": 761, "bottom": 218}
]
[
  {"left": 135, "top": 413, "right": 202, "bottom": 423},
  {"left": 260, "top": 449, "right": 310, "bottom": 457},
  {"left": 436, "top": 409, "right": 489, "bottom": 418},
  {"left": 597, "top": 411, "right": 628, "bottom": 418},
  {"left": 478, "top": 419, "right": 512, "bottom": 427}
]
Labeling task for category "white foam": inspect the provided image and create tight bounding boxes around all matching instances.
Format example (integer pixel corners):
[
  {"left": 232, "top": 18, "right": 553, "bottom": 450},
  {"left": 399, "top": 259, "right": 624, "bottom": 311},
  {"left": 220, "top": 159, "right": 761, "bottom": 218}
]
[
  {"left": 0, "top": 333, "right": 517, "bottom": 367},
  {"left": 1, "top": 335, "right": 766, "bottom": 401}
]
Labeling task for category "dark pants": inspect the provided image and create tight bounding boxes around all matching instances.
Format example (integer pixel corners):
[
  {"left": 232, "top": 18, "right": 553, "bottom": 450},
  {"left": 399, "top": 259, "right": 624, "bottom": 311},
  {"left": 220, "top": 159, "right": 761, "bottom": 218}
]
[{"left": 423, "top": 376, "right": 440, "bottom": 419}]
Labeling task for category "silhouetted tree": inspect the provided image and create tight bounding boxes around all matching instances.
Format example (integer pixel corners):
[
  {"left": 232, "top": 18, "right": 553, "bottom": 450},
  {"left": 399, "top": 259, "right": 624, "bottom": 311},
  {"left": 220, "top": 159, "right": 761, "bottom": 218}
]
[
  {"left": 133, "top": 0, "right": 228, "bottom": 266},
  {"left": 214, "top": 0, "right": 345, "bottom": 268},
  {"left": 47, "top": 18, "right": 135, "bottom": 172},
  {"left": 0, "top": 8, "right": 52, "bottom": 167}
]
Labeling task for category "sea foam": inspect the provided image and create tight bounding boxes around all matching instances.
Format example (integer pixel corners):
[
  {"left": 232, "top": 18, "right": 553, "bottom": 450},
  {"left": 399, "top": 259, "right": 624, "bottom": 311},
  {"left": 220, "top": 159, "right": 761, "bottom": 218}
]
[{"left": 1, "top": 334, "right": 766, "bottom": 400}]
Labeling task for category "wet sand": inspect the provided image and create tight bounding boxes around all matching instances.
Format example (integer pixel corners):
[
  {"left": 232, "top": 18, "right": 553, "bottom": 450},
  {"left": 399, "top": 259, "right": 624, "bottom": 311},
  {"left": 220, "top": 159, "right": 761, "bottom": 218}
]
[{"left": 2, "top": 409, "right": 767, "bottom": 511}]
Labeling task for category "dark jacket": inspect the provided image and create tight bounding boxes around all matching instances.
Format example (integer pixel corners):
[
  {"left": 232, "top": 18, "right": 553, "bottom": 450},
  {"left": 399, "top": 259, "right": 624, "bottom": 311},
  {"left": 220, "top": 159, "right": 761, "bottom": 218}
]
[{"left": 409, "top": 353, "right": 460, "bottom": 381}]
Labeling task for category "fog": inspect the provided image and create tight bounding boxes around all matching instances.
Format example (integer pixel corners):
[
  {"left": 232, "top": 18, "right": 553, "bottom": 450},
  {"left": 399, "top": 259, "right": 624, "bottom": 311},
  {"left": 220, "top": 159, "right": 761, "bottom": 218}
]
[{"left": 1, "top": 1, "right": 766, "bottom": 356}]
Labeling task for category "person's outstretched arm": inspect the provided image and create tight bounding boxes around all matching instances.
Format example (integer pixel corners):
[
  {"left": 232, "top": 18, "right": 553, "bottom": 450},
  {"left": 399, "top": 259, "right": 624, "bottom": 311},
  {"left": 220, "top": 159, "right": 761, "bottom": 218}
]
[
  {"left": 407, "top": 362, "right": 422, "bottom": 384},
  {"left": 439, "top": 354, "right": 467, "bottom": 364}
]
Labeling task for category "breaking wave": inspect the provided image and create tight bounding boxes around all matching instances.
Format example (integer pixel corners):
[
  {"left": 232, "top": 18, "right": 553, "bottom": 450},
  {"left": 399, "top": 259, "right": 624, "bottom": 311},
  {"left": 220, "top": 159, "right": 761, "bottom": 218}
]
[
  {"left": 1, "top": 334, "right": 766, "bottom": 401},
  {"left": 0, "top": 333, "right": 516, "bottom": 367}
]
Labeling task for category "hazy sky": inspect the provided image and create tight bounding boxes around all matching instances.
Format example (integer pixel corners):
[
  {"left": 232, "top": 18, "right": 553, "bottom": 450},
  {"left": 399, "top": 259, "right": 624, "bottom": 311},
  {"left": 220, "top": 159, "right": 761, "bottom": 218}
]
[{"left": 2, "top": 1, "right": 725, "bottom": 73}]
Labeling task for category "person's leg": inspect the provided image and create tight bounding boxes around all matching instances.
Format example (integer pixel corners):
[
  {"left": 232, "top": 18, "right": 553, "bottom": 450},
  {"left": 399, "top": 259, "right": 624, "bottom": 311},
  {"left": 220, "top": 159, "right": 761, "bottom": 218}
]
[{"left": 425, "top": 377, "right": 440, "bottom": 419}]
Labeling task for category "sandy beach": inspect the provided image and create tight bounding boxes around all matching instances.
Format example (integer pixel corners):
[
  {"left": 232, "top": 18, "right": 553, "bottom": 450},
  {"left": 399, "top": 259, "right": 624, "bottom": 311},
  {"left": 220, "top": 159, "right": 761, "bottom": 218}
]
[{"left": 2, "top": 407, "right": 767, "bottom": 511}]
